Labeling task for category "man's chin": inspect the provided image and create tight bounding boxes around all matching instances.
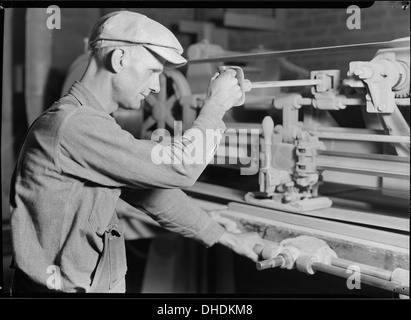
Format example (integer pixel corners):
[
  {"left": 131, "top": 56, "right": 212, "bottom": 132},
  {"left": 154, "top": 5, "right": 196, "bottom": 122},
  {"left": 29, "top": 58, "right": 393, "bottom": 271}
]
[{"left": 119, "top": 103, "right": 141, "bottom": 111}]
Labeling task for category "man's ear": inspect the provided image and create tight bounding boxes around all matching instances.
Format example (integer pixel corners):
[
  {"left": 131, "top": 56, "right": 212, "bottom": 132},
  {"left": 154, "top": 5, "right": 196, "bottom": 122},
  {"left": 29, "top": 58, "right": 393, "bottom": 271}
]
[{"left": 107, "top": 49, "right": 124, "bottom": 73}]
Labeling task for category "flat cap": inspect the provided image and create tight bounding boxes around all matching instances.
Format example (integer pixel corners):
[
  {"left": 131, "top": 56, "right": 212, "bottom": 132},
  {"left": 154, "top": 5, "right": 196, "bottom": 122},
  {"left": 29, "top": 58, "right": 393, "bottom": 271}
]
[{"left": 88, "top": 11, "right": 187, "bottom": 68}]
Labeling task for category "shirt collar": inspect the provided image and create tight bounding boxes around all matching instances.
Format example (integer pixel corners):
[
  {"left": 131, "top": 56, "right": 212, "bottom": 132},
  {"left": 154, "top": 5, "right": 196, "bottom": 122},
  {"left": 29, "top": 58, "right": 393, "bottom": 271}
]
[{"left": 68, "top": 81, "right": 107, "bottom": 113}]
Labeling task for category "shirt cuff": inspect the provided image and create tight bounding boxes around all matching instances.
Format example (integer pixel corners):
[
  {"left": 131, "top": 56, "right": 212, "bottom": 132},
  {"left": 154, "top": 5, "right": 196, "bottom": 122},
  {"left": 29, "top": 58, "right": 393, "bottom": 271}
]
[
  {"left": 193, "top": 99, "right": 226, "bottom": 133},
  {"left": 194, "top": 218, "right": 226, "bottom": 248}
]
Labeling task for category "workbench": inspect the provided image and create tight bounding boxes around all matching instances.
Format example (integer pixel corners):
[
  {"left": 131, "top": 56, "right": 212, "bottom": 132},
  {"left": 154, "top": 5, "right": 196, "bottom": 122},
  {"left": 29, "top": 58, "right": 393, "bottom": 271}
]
[
  {"left": 117, "top": 180, "right": 409, "bottom": 297},
  {"left": 186, "top": 181, "right": 409, "bottom": 272}
]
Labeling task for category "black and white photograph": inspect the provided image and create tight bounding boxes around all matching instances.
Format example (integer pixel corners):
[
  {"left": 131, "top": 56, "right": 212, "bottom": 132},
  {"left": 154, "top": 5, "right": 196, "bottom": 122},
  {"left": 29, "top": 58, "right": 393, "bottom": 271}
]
[{"left": 0, "top": 0, "right": 410, "bottom": 307}]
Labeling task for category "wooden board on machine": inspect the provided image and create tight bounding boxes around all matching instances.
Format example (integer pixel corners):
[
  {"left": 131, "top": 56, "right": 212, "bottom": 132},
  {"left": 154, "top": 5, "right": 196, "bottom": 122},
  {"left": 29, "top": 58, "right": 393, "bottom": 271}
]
[
  {"left": 186, "top": 181, "right": 409, "bottom": 232},
  {"left": 221, "top": 203, "right": 409, "bottom": 272}
]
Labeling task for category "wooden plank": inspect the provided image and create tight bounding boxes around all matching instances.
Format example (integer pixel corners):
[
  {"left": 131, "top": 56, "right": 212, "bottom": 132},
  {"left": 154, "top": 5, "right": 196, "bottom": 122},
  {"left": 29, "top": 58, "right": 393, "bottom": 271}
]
[
  {"left": 316, "top": 153, "right": 410, "bottom": 180},
  {"left": 228, "top": 202, "right": 409, "bottom": 249},
  {"left": 186, "top": 182, "right": 409, "bottom": 232},
  {"left": 219, "top": 208, "right": 409, "bottom": 271},
  {"left": 248, "top": 198, "right": 408, "bottom": 232},
  {"left": 189, "top": 194, "right": 409, "bottom": 272}
]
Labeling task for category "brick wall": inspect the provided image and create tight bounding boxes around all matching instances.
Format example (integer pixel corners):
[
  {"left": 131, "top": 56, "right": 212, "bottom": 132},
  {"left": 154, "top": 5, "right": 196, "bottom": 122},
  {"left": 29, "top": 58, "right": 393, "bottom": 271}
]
[
  {"left": 52, "top": 4, "right": 409, "bottom": 82},
  {"left": 227, "top": 3, "right": 409, "bottom": 50},
  {"left": 226, "top": 3, "right": 409, "bottom": 75}
]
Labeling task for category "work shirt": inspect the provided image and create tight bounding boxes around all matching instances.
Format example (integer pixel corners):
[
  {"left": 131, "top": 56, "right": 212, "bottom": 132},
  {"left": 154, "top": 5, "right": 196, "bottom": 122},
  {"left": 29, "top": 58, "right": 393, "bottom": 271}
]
[{"left": 10, "top": 81, "right": 227, "bottom": 293}]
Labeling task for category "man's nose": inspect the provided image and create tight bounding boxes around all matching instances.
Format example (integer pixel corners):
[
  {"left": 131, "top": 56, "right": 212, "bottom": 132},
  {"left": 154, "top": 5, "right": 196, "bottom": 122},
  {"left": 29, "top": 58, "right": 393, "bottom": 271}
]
[{"left": 150, "top": 77, "right": 161, "bottom": 94}]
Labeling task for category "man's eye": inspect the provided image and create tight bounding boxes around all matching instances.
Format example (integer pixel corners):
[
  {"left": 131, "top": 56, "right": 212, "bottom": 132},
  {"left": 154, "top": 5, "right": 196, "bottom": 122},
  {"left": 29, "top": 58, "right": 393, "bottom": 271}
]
[{"left": 150, "top": 70, "right": 162, "bottom": 75}]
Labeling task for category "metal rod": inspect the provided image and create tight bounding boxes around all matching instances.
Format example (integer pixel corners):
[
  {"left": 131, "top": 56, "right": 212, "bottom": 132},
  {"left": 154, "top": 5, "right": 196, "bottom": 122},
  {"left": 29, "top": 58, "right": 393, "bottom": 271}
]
[
  {"left": 244, "top": 95, "right": 276, "bottom": 105},
  {"left": 312, "top": 262, "right": 409, "bottom": 296},
  {"left": 251, "top": 79, "right": 322, "bottom": 89},
  {"left": 309, "top": 130, "right": 410, "bottom": 143},
  {"left": 298, "top": 97, "right": 313, "bottom": 105},
  {"left": 342, "top": 98, "right": 365, "bottom": 106},
  {"left": 331, "top": 258, "right": 393, "bottom": 281},
  {"left": 298, "top": 97, "right": 408, "bottom": 107},
  {"left": 307, "top": 127, "right": 385, "bottom": 134},
  {"left": 317, "top": 150, "right": 409, "bottom": 162},
  {"left": 256, "top": 256, "right": 285, "bottom": 270},
  {"left": 395, "top": 98, "right": 410, "bottom": 106}
]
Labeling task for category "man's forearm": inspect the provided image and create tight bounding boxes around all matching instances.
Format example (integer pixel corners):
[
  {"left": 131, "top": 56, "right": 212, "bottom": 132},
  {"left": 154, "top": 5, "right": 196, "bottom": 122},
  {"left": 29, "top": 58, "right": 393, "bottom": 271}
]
[{"left": 120, "top": 187, "right": 226, "bottom": 247}]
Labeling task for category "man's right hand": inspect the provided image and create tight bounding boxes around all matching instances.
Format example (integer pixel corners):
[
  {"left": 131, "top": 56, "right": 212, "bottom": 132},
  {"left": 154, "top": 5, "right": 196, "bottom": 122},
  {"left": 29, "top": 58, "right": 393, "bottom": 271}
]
[
  {"left": 217, "top": 230, "right": 265, "bottom": 263},
  {"left": 204, "top": 69, "right": 243, "bottom": 111}
]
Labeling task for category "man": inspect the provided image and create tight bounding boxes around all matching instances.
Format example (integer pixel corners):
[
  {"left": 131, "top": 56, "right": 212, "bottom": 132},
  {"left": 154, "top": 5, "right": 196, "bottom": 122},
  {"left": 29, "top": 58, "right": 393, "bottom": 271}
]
[{"left": 10, "top": 10, "right": 264, "bottom": 293}]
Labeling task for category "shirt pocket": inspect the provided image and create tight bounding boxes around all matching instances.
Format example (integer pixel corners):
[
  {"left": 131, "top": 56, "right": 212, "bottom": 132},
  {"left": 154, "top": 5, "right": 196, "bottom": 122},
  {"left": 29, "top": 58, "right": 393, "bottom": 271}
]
[
  {"left": 88, "top": 215, "right": 127, "bottom": 292},
  {"left": 88, "top": 188, "right": 127, "bottom": 291},
  {"left": 106, "top": 214, "right": 127, "bottom": 290}
]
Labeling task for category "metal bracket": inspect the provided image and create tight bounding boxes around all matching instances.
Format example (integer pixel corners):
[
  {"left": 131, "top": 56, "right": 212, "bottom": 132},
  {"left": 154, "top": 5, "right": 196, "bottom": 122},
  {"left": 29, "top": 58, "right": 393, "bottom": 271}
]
[
  {"left": 310, "top": 70, "right": 342, "bottom": 110},
  {"left": 347, "top": 50, "right": 409, "bottom": 113}
]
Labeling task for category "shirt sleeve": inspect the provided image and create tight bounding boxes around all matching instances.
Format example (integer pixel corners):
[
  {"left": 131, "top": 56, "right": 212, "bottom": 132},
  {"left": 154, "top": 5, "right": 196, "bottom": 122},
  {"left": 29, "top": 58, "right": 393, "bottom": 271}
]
[
  {"left": 57, "top": 100, "right": 226, "bottom": 189},
  {"left": 120, "top": 187, "right": 226, "bottom": 247}
]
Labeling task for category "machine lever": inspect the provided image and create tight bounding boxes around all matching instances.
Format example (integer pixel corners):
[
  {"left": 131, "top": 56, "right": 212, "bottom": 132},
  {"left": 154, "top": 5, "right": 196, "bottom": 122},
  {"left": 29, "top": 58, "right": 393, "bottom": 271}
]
[{"left": 219, "top": 65, "right": 323, "bottom": 106}]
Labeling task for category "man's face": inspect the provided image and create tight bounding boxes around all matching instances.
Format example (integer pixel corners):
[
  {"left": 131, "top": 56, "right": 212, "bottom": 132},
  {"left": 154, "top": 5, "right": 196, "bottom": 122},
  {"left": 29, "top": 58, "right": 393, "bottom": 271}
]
[{"left": 114, "top": 46, "right": 165, "bottom": 110}]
